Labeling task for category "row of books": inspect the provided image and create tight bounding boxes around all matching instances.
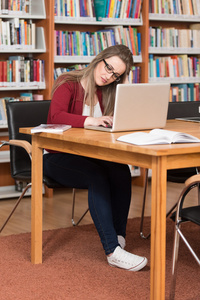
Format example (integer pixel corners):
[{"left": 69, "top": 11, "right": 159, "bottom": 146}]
[
  {"left": 149, "top": 0, "right": 200, "bottom": 15},
  {"left": 55, "top": 26, "right": 141, "bottom": 57},
  {"left": 54, "top": 0, "right": 143, "bottom": 20},
  {"left": 170, "top": 83, "right": 200, "bottom": 102},
  {"left": 54, "top": 0, "right": 95, "bottom": 18},
  {"left": 0, "top": 56, "right": 45, "bottom": 87},
  {"left": 129, "top": 66, "right": 141, "bottom": 83},
  {"left": 149, "top": 25, "right": 200, "bottom": 49},
  {"left": 54, "top": 65, "right": 141, "bottom": 83},
  {"left": 0, "top": 18, "right": 36, "bottom": 49},
  {"left": 54, "top": 64, "right": 88, "bottom": 79},
  {"left": 94, "top": 0, "right": 143, "bottom": 20},
  {"left": 0, "top": 0, "right": 31, "bottom": 15},
  {"left": 0, "top": 95, "right": 33, "bottom": 125},
  {"left": 149, "top": 54, "right": 200, "bottom": 79}
]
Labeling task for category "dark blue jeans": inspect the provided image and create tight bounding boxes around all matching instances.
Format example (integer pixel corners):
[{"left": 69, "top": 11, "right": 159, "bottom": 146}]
[{"left": 43, "top": 153, "right": 132, "bottom": 255}]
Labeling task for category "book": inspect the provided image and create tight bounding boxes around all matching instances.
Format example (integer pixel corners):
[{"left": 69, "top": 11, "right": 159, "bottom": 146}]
[
  {"left": 0, "top": 99, "right": 7, "bottom": 125},
  {"left": 31, "top": 124, "right": 72, "bottom": 134},
  {"left": 117, "top": 129, "right": 200, "bottom": 145},
  {"left": 94, "top": 0, "right": 107, "bottom": 20}
]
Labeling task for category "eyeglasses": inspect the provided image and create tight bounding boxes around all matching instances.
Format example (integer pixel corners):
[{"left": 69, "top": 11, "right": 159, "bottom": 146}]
[{"left": 103, "top": 59, "right": 121, "bottom": 82}]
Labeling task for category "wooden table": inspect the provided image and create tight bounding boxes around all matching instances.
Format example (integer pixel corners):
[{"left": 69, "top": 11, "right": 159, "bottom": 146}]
[{"left": 20, "top": 120, "right": 200, "bottom": 300}]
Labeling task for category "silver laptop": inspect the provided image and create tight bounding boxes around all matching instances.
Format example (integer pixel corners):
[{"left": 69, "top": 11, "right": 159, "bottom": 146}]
[
  {"left": 176, "top": 117, "right": 200, "bottom": 123},
  {"left": 85, "top": 83, "right": 170, "bottom": 132}
]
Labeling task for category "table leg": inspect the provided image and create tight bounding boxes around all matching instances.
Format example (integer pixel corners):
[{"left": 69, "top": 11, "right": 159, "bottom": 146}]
[
  {"left": 150, "top": 156, "right": 167, "bottom": 300},
  {"left": 31, "top": 136, "right": 43, "bottom": 264}
]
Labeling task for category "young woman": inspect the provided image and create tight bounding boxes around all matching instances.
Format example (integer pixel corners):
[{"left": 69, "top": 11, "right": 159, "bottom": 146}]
[{"left": 43, "top": 45, "right": 147, "bottom": 271}]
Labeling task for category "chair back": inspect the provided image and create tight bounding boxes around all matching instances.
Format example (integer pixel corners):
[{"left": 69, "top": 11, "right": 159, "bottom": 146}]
[{"left": 6, "top": 100, "right": 51, "bottom": 179}]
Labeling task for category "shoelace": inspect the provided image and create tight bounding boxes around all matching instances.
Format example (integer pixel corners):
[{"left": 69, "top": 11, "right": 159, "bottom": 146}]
[{"left": 112, "top": 248, "right": 142, "bottom": 266}]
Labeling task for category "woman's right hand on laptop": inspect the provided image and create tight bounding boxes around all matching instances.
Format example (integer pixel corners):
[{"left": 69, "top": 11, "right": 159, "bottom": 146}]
[{"left": 84, "top": 116, "right": 113, "bottom": 128}]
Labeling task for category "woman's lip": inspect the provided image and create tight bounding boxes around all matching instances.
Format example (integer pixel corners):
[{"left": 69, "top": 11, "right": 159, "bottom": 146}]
[{"left": 101, "top": 77, "right": 107, "bottom": 83}]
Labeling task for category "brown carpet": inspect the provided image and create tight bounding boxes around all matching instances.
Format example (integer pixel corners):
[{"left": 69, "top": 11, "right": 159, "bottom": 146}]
[{"left": 0, "top": 217, "right": 199, "bottom": 300}]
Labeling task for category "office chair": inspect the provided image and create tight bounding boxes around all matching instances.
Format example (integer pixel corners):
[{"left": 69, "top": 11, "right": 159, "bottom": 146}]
[
  {"left": 0, "top": 100, "right": 88, "bottom": 233},
  {"left": 169, "top": 174, "right": 200, "bottom": 300},
  {"left": 140, "top": 167, "right": 199, "bottom": 239}
]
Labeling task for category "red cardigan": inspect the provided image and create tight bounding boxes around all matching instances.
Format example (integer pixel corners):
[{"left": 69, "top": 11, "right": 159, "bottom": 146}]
[{"left": 47, "top": 81, "right": 103, "bottom": 128}]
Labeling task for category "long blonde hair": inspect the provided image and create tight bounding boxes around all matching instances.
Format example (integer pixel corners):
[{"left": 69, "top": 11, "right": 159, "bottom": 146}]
[{"left": 52, "top": 45, "right": 134, "bottom": 116}]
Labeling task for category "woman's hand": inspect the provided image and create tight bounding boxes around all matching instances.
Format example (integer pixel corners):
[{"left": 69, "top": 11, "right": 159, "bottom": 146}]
[{"left": 84, "top": 116, "right": 113, "bottom": 127}]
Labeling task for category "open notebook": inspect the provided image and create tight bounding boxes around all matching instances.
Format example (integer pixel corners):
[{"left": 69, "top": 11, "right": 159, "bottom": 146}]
[{"left": 84, "top": 83, "right": 170, "bottom": 132}]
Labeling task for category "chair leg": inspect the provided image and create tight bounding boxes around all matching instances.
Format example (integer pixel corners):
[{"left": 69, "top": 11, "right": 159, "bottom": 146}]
[
  {"left": 198, "top": 183, "right": 200, "bottom": 205},
  {"left": 169, "top": 223, "right": 181, "bottom": 300},
  {"left": 71, "top": 188, "right": 89, "bottom": 226},
  {"left": 140, "top": 169, "right": 151, "bottom": 239},
  {"left": 177, "top": 227, "right": 200, "bottom": 265},
  {"left": 0, "top": 182, "right": 32, "bottom": 233}
]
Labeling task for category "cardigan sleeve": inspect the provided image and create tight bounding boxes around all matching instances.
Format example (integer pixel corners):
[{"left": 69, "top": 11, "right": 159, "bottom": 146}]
[{"left": 47, "top": 82, "right": 88, "bottom": 128}]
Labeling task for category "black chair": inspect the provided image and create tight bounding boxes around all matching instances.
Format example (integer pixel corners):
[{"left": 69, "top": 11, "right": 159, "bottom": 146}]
[
  {"left": 0, "top": 100, "right": 88, "bottom": 233},
  {"left": 140, "top": 167, "right": 198, "bottom": 239},
  {"left": 169, "top": 174, "right": 200, "bottom": 300}
]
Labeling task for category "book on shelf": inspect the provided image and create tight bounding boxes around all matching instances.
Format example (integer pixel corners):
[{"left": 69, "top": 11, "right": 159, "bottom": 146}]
[
  {"left": 1, "top": 0, "right": 9, "bottom": 14},
  {"left": 93, "top": 0, "right": 143, "bottom": 20},
  {"left": 54, "top": 0, "right": 95, "bottom": 18},
  {"left": 53, "top": 64, "right": 140, "bottom": 83},
  {"left": 91, "top": 0, "right": 107, "bottom": 20},
  {"left": 0, "top": 18, "right": 36, "bottom": 49},
  {"left": 20, "top": 92, "right": 33, "bottom": 101},
  {"left": 31, "top": 124, "right": 72, "bottom": 134},
  {"left": 54, "top": 26, "right": 141, "bottom": 57},
  {"left": 0, "top": 95, "right": 35, "bottom": 126},
  {"left": 173, "top": 83, "right": 199, "bottom": 102},
  {"left": 0, "top": 0, "right": 31, "bottom": 15},
  {"left": 0, "top": 56, "right": 45, "bottom": 87},
  {"left": 149, "top": 0, "right": 200, "bottom": 15},
  {"left": 149, "top": 54, "right": 200, "bottom": 79},
  {"left": 149, "top": 26, "right": 200, "bottom": 49},
  {"left": 0, "top": 99, "right": 7, "bottom": 125},
  {"left": 117, "top": 129, "right": 200, "bottom": 145}
]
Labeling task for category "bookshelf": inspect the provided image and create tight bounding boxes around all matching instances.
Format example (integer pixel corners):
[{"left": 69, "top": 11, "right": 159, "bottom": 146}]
[
  {"left": 3, "top": 0, "right": 200, "bottom": 195},
  {"left": 147, "top": 0, "right": 200, "bottom": 181},
  {"left": 0, "top": 0, "right": 52, "bottom": 198},
  {"left": 53, "top": 0, "right": 149, "bottom": 185},
  {"left": 148, "top": 13, "right": 200, "bottom": 102},
  {"left": 0, "top": 0, "right": 150, "bottom": 195}
]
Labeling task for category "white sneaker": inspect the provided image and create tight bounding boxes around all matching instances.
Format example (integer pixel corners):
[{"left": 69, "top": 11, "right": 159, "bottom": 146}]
[
  {"left": 117, "top": 235, "right": 126, "bottom": 249},
  {"left": 107, "top": 246, "right": 147, "bottom": 271}
]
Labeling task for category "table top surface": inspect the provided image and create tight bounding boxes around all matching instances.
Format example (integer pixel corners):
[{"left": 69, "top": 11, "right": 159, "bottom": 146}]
[{"left": 20, "top": 120, "right": 200, "bottom": 157}]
